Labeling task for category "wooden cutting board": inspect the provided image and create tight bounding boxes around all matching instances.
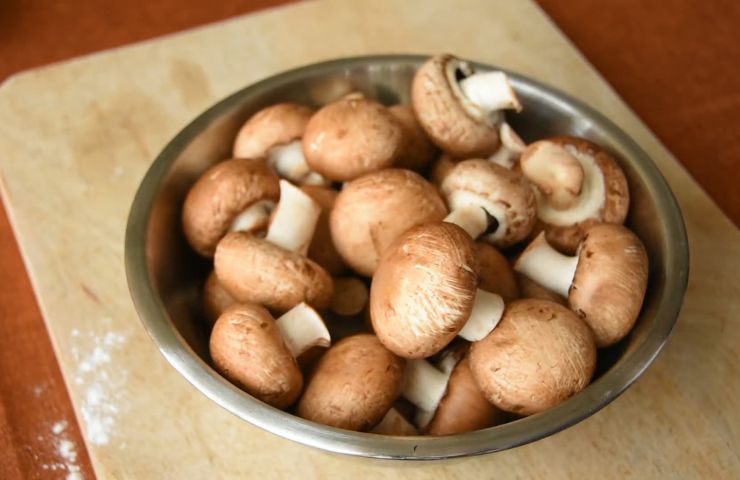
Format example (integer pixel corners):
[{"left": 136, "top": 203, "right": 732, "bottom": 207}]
[{"left": 0, "top": 0, "right": 737, "bottom": 478}]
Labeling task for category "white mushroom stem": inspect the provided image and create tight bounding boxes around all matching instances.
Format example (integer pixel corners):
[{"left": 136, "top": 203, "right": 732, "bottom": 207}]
[
  {"left": 458, "top": 289, "right": 505, "bottom": 341},
  {"left": 330, "top": 277, "right": 369, "bottom": 317},
  {"left": 521, "top": 141, "right": 584, "bottom": 210},
  {"left": 414, "top": 408, "right": 436, "bottom": 430},
  {"left": 514, "top": 232, "right": 578, "bottom": 298},
  {"left": 268, "top": 140, "right": 329, "bottom": 186},
  {"left": 489, "top": 122, "right": 526, "bottom": 169},
  {"left": 228, "top": 200, "right": 274, "bottom": 233},
  {"left": 371, "top": 408, "right": 419, "bottom": 436},
  {"left": 401, "top": 359, "right": 451, "bottom": 413},
  {"left": 459, "top": 71, "right": 522, "bottom": 113},
  {"left": 443, "top": 206, "right": 488, "bottom": 239},
  {"left": 265, "top": 179, "right": 321, "bottom": 255},
  {"left": 275, "top": 302, "right": 331, "bottom": 358}
]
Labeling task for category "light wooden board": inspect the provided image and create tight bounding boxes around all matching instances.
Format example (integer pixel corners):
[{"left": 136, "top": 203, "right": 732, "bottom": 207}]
[{"left": 0, "top": 0, "right": 738, "bottom": 477}]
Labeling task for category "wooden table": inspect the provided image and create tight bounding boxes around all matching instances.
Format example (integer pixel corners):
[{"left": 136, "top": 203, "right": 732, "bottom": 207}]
[{"left": 0, "top": 1, "right": 737, "bottom": 478}]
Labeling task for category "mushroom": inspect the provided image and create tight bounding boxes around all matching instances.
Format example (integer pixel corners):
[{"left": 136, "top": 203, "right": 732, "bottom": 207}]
[
  {"left": 182, "top": 158, "right": 279, "bottom": 257},
  {"left": 329, "top": 277, "right": 369, "bottom": 317},
  {"left": 470, "top": 299, "right": 596, "bottom": 415},
  {"left": 303, "top": 98, "right": 404, "bottom": 181},
  {"left": 330, "top": 169, "right": 447, "bottom": 276},
  {"left": 412, "top": 54, "right": 521, "bottom": 158},
  {"left": 203, "top": 270, "right": 235, "bottom": 327},
  {"left": 299, "top": 185, "right": 345, "bottom": 275},
  {"left": 514, "top": 224, "right": 648, "bottom": 347},
  {"left": 441, "top": 159, "right": 537, "bottom": 248},
  {"left": 475, "top": 242, "right": 519, "bottom": 303},
  {"left": 488, "top": 122, "right": 526, "bottom": 169},
  {"left": 388, "top": 105, "right": 436, "bottom": 172},
  {"left": 233, "top": 103, "right": 328, "bottom": 185},
  {"left": 370, "top": 408, "right": 419, "bottom": 436},
  {"left": 297, "top": 334, "right": 405, "bottom": 431},
  {"left": 515, "top": 272, "right": 567, "bottom": 306},
  {"left": 371, "top": 223, "right": 506, "bottom": 358},
  {"left": 519, "top": 136, "right": 629, "bottom": 254},
  {"left": 429, "top": 153, "right": 458, "bottom": 189},
  {"left": 209, "top": 302, "right": 330, "bottom": 409}
]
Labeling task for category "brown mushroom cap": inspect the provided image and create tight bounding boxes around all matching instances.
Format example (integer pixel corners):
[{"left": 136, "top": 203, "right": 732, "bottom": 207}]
[
  {"left": 388, "top": 105, "right": 436, "bottom": 172},
  {"left": 470, "top": 299, "right": 596, "bottom": 415},
  {"left": 209, "top": 303, "right": 302, "bottom": 409},
  {"left": 330, "top": 169, "right": 447, "bottom": 276},
  {"left": 532, "top": 136, "right": 629, "bottom": 255},
  {"left": 371, "top": 223, "right": 478, "bottom": 358},
  {"left": 233, "top": 103, "right": 314, "bottom": 159},
  {"left": 475, "top": 242, "right": 519, "bottom": 303},
  {"left": 214, "top": 232, "right": 333, "bottom": 312},
  {"left": 297, "top": 334, "right": 405, "bottom": 431},
  {"left": 203, "top": 271, "right": 236, "bottom": 327},
  {"left": 570, "top": 223, "right": 648, "bottom": 347},
  {"left": 182, "top": 158, "right": 280, "bottom": 257},
  {"left": 441, "top": 159, "right": 537, "bottom": 247},
  {"left": 299, "top": 185, "right": 345, "bottom": 275},
  {"left": 412, "top": 54, "right": 500, "bottom": 158},
  {"left": 429, "top": 153, "right": 459, "bottom": 189},
  {"left": 303, "top": 98, "right": 403, "bottom": 181},
  {"left": 425, "top": 357, "right": 502, "bottom": 435}
]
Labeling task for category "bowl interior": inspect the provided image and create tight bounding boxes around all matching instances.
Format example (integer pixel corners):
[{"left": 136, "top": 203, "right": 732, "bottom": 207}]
[{"left": 126, "top": 55, "right": 688, "bottom": 459}]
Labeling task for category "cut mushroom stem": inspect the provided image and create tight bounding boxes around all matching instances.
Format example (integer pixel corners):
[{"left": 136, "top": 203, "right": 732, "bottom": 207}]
[
  {"left": 228, "top": 199, "right": 274, "bottom": 233},
  {"left": 275, "top": 302, "right": 331, "bottom": 358},
  {"left": 459, "top": 71, "right": 522, "bottom": 114},
  {"left": 514, "top": 232, "right": 579, "bottom": 298},
  {"left": 330, "top": 277, "right": 369, "bottom": 317},
  {"left": 458, "top": 289, "right": 505, "bottom": 341},
  {"left": 371, "top": 408, "right": 418, "bottom": 436},
  {"left": 268, "top": 140, "right": 329, "bottom": 186},
  {"left": 401, "top": 359, "right": 451, "bottom": 413},
  {"left": 265, "top": 179, "right": 321, "bottom": 255},
  {"left": 520, "top": 141, "right": 586, "bottom": 211},
  {"left": 489, "top": 122, "right": 526, "bottom": 169}
]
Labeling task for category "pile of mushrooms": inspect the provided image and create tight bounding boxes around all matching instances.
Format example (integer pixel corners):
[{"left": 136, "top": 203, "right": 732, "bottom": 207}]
[{"left": 182, "top": 53, "right": 649, "bottom": 436}]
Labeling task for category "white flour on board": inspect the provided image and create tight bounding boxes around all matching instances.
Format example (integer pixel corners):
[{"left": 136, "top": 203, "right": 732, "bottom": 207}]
[{"left": 42, "top": 419, "right": 83, "bottom": 479}]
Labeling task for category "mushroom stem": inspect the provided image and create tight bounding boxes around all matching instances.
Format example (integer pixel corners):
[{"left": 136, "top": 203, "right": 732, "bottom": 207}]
[
  {"left": 401, "top": 359, "right": 451, "bottom": 413},
  {"left": 275, "top": 302, "right": 331, "bottom": 358},
  {"left": 520, "top": 141, "right": 585, "bottom": 210},
  {"left": 458, "top": 289, "right": 505, "bottom": 341},
  {"left": 330, "top": 277, "right": 369, "bottom": 317},
  {"left": 443, "top": 206, "right": 488, "bottom": 239},
  {"left": 268, "top": 140, "right": 329, "bottom": 186},
  {"left": 514, "top": 232, "right": 578, "bottom": 298},
  {"left": 459, "top": 71, "right": 522, "bottom": 113},
  {"left": 488, "top": 122, "right": 526, "bottom": 169},
  {"left": 228, "top": 199, "right": 274, "bottom": 233},
  {"left": 371, "top": 408, "right": 418, "bottom": 436},
  {"left": 414, "top": 408, "right": 436, "bottom": 430},
  {"left": 265, "top": 180, "right": 322, "bottom": 255},
  {"left": 444, "top": 190, "right": 506, "bottom": 241}
]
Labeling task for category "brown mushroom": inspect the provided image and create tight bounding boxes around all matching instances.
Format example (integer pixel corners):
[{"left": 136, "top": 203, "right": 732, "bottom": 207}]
[
  {"left": 233, "top": 103, "right": 328, "bottom": 185},
  {"left": 297, "top": 334, "right": 405, "bottom": 431},
  {"left": 203, "top": 271, "right": 236, "bottom": 327},
  {"left": 469, "top": 299, "right": 597, "bottom": 415},
  {"left": 329, "top": 277, "right": 369, "bottom": 317},
  {"left": 515, "top": 271, "right": 567, "bottom": 306},
  {"left": 475, "top": 242, "right": 519, "bottom": 303},
  {"left": 303, "top": 98, "right": 403, "bottom": 181},
  {"left": 182, "top": 158, "right": 279, "bottom": 257},
  {"left": 429, "top": 153, "right": 458, "bottom": 189},
  {"left": 412, "top": 54, "right": 521, "bottom": 158},
  {"left": 300, "top": 185, "right": 345, "bottom": 275},
  {"left": 330, "top": 169, "right": 447, "bottom": 276},
  {"left": 441, "top": 159, "right": 537, "bottom": 248},
  {"left": 371, "top": 223, "right": 506, "bottom": 358},
  {"left": 388, "top": 105, "right": 436, "bottom": 172},
  {"left": 514, "top": 224, "right": 648, "bottom": 347},
  {"left": 519, "top": 136, "right": 629, "bottom": 254},
  {"left": 210, "top": 302, "right": 330, "bottom": 409}
]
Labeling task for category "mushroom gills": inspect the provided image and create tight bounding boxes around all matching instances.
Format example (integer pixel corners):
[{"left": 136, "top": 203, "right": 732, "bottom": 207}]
[
  {"left": 265, "top": 179, "right": 322, "bottom": 254},
  {"left": 401, "top": 359, "right": 451, "bottom": 413},
  {"left": 458, "top": 289, "right": 505, "bottom": 341},
  {"left": 275, "top": 302, "right": 331, "bottom": 358},
  {"left": 514, "top": 232, "right": 579, "bottom": 298},
  {"left": 489, "top": 123, "right": 526, "bottom": 169},
  {"left": 268, "top": 140, "right": 329, "bottom": 186},
  {"left": 444, "top": 190, "right": 506, "bottom": 240},
  {"left": 459, "top": 71, "right": 522, "bottom": 114},
  {"left": 228, "top": 199, "right": 275, "bottom": 233}
]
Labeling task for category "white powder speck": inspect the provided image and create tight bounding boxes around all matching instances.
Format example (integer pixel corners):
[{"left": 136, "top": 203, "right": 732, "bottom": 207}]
[
  {"left": 58, "top": 440, "right": 77, "bottom": 463},
  {"left": 43, "top": 419, "right": 84, "bottom": 479},
  {"left": 32, "top": 384, "right": 47, "bottom": 397},
  {"left": 37, "top": 435, "right": 43, "bottom": 441},
  {"left": 52, "top": 420, "right": 68, "bottom": 435},
  {"left": 71, "top": 329, "right": 80, "bottom": 337},
  {"left": 112, "top": 165, "right": 124, "bottom": 178}
]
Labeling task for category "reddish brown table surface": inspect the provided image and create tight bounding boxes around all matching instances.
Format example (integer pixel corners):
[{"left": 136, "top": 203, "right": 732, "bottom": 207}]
[{"left": 0, "top": 1, "right": 738, "bottom": 478}]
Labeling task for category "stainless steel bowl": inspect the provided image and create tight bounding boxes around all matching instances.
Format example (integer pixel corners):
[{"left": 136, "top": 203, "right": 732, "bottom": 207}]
[{"left": 125, "top": 55, "right": 688, "bottom": 460}]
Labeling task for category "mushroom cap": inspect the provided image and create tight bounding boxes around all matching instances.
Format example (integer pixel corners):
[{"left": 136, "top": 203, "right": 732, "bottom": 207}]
[
  {"left": 182, "top": 158, "right": 280, "bottom": 257},
  {"left": 233, "top": 103, "right": 314, "bottom": 159},
  {"left": 388, "top": 105, "right": 437, "bottom": 172},
  {"left": 429, "top": 153, "right": 459, "bottom": 189},
  {"left": 203, "top": 270, "right": 236, "bottom": 327},
  {"left": 441, "top": 159, "right": 537, "bottom": 247},
  {"left": 299, "top": 185, "right": 345, "bottom": 275},
  {"left": 475, "top": 242, "right": 519, "bottom": 303},
  {"left": 297, "top": 334, "right": 405, "bottom": 431},
  {"left": 209, "top": 303, "right": 302, "bottom": 409},
  {"left": 371, "top": 223, "right": 478, "bottom": 358},
  {"left": 515, "top": 271, "right": 567, "bottom": 306},
  {"left": 412, "top": 54, "right": 500, "bottom": 158},
  {"left": 330, "top": 169, "right": 448, "bottom": 276},
  {"left": 214, "top": 232, "right": 333, "bottom": 312},
  {"left": 570, "top": 223, "right": 648, "bottom": 347},
  {"left": 303, "top": 98, "right": 403, "bottom": 181},
  {"left": 470, "top": 299, "right": 597, "bottom": 415},
  {"left": 426, "top": 357, "right": 502, "bottom": 435},
  {"left": 536, "top": 136, "right": 629, "bottom": 254}
]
